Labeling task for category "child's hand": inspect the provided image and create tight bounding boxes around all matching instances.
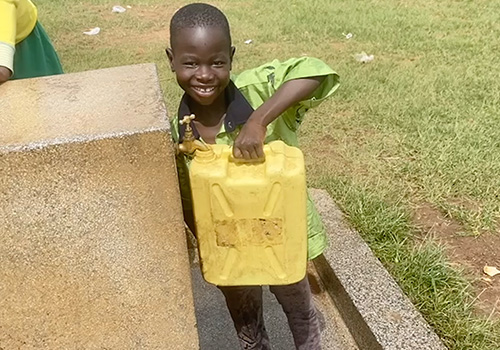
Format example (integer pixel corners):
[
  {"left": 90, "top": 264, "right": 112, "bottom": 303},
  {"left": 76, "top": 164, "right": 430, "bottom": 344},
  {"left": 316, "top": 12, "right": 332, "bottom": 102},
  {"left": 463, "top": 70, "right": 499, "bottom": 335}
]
[
  {"left": 232, "top": 77, "right": 325, "bottom": 159},
  {"left": 0, "top": 66, "right": 12, "bottom": 84},
  {"left": 233, "top": 119, "right": 266, "bottom": 159}
]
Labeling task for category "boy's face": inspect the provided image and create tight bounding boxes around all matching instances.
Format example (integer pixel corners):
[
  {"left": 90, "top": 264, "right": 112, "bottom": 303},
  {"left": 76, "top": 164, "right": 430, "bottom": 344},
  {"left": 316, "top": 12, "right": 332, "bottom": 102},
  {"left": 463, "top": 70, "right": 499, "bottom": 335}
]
[{"left": 167, "top": 26, "right": 235, "bottom": 107}]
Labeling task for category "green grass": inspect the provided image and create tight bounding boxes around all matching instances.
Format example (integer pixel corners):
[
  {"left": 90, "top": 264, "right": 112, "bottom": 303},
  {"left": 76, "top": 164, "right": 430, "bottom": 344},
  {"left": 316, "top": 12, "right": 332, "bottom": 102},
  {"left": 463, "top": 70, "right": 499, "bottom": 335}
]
[
  {"left": 320, "top": 177, "right": 500, "bottom": 349},
  {"left": 39, "top": 0, "right": 500, "bottom": 348}
]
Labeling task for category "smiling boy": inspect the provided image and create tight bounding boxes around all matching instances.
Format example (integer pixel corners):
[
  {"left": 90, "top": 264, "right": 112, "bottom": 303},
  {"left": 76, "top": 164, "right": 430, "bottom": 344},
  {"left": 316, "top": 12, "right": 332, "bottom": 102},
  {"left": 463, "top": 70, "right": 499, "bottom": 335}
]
[{"left": 167, "top": 3, "right": 339, "bottom": 350}]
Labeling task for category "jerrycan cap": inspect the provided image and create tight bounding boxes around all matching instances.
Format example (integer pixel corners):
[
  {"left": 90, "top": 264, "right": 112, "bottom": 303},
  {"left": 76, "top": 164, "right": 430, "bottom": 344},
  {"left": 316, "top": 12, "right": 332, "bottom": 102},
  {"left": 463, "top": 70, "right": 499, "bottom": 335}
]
[{"left": 194, "top": 148, "right": 217, "bottom": 162}]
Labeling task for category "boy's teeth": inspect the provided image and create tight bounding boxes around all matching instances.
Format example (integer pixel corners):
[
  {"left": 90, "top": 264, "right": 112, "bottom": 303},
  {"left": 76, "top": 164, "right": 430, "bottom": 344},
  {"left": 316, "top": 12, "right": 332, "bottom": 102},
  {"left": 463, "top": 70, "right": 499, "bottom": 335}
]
[{"left": 196, "top": 87, "right": 215, "bottom": 92}]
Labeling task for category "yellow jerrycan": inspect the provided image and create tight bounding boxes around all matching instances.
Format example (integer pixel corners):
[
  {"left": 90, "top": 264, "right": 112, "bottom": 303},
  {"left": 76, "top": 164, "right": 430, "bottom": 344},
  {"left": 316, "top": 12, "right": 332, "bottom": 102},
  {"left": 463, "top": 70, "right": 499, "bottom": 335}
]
[{"left": 178, "top": 115, "right": 307, "bottom": 286}]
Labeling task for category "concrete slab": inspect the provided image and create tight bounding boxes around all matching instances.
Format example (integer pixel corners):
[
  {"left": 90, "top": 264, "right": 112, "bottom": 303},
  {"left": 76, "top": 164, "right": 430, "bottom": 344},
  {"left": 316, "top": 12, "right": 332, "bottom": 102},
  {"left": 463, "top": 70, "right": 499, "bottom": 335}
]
[
  {"left": 0, "top": 65, "right": 199, "bottom": 349},
  {"left": 309, "top": 189, "right": 447, "bottom": 350}
]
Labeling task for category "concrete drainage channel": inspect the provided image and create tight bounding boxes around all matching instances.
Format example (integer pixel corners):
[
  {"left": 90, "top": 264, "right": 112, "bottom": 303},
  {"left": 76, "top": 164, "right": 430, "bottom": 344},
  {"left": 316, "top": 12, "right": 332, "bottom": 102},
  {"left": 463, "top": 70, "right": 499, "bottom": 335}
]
[{"left": 189, "top": 189, "right": 447, "bottom": 350}]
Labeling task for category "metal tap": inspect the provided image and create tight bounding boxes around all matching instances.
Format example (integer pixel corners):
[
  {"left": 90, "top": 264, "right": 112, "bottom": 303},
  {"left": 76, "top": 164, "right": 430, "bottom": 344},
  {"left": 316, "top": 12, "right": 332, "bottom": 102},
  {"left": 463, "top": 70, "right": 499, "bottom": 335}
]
[{"left": 177, "top": 114, "right": 213, "bottom": 156}]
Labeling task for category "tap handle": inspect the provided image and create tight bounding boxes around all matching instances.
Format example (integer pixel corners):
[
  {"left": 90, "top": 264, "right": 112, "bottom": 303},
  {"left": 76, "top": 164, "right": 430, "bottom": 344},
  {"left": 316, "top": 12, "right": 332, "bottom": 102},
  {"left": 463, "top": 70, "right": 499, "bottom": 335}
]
[{"left": 181, "top": 114, "right": 196, "bottom": 130}]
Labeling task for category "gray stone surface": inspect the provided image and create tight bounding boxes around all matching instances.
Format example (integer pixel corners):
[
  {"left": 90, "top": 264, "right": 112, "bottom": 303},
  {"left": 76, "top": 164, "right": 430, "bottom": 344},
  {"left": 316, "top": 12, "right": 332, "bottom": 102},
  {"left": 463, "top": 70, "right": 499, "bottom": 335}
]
[
  {"left": 0, "top": 65, "right": 199, "bottom": 349},
  {"left": 189, "top": 240, "right": 359, "bottom": 350},
  {"left": 309, "top": 189, "right": 447, "bottom": 350}
]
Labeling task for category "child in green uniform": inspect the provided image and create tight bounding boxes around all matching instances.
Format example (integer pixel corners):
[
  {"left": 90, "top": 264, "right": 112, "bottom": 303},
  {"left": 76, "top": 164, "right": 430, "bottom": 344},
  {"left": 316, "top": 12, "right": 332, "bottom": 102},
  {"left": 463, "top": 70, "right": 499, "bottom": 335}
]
[
  {"left": 0, "top": 0, "right": 63, "bottom": 84},
  {"left": 168, "top": 3, "right": 339, "bottom": 350}
]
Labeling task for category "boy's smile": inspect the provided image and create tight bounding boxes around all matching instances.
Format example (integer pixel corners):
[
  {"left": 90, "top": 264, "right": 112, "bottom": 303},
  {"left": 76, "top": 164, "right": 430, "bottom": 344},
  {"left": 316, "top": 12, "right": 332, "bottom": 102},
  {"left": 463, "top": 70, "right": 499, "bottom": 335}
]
[{"left": 167, "top": 27, "right": 235, "bottom": 107}]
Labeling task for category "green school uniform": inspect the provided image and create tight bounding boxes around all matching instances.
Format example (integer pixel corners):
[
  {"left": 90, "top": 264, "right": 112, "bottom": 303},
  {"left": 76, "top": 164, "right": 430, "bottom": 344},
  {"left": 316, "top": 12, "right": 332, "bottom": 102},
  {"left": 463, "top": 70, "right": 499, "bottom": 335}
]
[
  {"left": 12, "top": 21, "right": 63, "bottom": 80},
  {"left": 172, "top": 57, "right": 340, "bottom": 260}
]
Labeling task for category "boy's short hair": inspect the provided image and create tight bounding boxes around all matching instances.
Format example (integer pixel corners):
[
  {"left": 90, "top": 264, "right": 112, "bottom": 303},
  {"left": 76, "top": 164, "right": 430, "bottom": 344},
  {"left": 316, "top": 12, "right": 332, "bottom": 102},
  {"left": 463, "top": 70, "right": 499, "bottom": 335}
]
[{"left": 170, "top": 3, "right": 231, "bottom": 47}]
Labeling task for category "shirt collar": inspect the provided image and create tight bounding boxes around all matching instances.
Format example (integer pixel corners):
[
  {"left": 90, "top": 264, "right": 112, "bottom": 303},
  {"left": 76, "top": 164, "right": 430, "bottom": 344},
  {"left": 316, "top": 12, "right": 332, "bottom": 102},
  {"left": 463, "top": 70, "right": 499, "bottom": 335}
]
[{"left": 177, "top": 80, "right": 254, "bottom": 141}]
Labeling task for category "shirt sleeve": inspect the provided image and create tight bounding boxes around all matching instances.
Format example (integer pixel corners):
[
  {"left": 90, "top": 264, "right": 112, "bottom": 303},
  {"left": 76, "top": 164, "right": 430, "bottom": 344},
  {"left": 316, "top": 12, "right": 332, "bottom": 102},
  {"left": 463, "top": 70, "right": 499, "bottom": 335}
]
[
  {"left": 0, "top": 0, "right": 18, "bottom": 72},
  {"left": 236, "top": 57, "right": 339, "bottom": 107},
  {"left": 271, "top": 57, "right": 340, "bottom": 108},
  {"left": 235, "top": 57, "right": 340, "bottom": 140}
]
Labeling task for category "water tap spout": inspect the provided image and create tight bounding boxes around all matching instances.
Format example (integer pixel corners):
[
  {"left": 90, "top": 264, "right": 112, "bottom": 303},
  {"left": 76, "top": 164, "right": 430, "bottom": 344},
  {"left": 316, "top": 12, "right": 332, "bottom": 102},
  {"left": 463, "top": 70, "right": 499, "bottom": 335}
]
[{"left": 177, "top": 114, "right": 213, "bottom": 155}]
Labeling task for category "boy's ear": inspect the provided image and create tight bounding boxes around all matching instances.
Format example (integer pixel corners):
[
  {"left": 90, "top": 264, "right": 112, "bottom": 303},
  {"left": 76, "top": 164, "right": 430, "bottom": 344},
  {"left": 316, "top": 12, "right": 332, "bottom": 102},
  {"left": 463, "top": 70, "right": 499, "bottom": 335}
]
[
  {"left": 165, "top": 48, "right": 175, "bottom": 71},
  {"left": 230, "top": 46, "right": 236, "bottom": 69}
]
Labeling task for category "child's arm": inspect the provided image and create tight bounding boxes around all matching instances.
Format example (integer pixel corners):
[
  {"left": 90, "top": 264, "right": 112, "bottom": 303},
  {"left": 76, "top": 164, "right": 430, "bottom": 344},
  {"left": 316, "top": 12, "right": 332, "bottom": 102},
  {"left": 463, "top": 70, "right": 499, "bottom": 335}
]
[
  {"left": 0, "top": 66, "right": 11, "bottom": 83},
  {"left": 0, "top": 0, "right": 17, "bottom": 83},
  {"left": 233, "top": 76, "right": 325, "bottom": 159}
]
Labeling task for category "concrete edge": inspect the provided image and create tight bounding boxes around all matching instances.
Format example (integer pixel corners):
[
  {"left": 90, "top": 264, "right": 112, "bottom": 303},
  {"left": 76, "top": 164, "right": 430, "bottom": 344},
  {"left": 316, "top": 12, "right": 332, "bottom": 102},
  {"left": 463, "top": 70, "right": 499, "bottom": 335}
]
[
  {"left": 309, "top": 188, "right": 447, "bottom": 350},
  {"left": 0, "top": 127, "right": 171, "bottom": 154},
  {"left": 0, "top": 63, "right": 170, "bottom": 154}
]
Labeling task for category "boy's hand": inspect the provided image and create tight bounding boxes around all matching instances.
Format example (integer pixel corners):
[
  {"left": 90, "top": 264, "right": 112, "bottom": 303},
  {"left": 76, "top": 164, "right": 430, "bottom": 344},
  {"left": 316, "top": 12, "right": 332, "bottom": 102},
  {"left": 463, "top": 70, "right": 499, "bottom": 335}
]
[
  {"left": 233, "top": 119, "right": 266, "bottom": 159},
  {"left": 0, "top": 66, "right": 12, "bottom": 84},
  {"left": 232, "top": 77, "right": 325, "bottom": 160}
]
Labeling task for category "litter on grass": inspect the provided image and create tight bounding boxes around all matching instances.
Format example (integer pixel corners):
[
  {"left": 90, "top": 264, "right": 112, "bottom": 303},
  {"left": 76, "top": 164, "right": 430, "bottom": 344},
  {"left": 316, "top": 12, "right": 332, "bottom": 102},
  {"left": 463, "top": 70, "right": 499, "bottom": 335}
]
[
  {"left": 83, "top": 27, "right": 100, "bottom": 35},
  {"left": 354, "top": 52, "right": 374, "bottom": 63},
  {"left": 244, "top": 39, "right": 253, "bottom": 44},
  {"left": 342, "top": 32, "right": 353, "bottom": 39},
  {"left": 483, "top": 265, "right": 500, "bottom": 277},
  {"left": 112, "top": 5, "right": 127, "bottom": 13}
]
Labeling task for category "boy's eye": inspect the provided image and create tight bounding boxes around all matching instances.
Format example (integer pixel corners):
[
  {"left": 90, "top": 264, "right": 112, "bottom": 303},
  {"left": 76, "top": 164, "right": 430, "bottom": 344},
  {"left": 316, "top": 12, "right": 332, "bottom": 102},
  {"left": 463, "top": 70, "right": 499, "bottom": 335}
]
[
  {"left": 183, "top": 62, "right": 197, "bottom": 67},
  {"left": 213, "top": 61, "right": 225, "bottom": 67}
]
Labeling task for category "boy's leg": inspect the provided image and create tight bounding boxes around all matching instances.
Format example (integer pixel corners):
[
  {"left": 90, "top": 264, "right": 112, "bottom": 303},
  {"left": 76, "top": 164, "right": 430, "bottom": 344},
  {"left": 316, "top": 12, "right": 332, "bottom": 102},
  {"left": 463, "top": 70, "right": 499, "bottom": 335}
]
[
  {"left": 219, "top": 285, "right": 271, "bottom": 350},
  {"left": 269, "top": 276, "right": 321, "bottom": 350}
]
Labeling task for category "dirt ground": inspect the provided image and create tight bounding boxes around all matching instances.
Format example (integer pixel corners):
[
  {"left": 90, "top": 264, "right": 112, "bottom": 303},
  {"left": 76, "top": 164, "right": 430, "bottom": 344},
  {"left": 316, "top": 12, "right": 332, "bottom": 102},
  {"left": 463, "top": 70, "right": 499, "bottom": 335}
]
[{"left": 413, "top": 203, "right": 500, "bottom": 319}]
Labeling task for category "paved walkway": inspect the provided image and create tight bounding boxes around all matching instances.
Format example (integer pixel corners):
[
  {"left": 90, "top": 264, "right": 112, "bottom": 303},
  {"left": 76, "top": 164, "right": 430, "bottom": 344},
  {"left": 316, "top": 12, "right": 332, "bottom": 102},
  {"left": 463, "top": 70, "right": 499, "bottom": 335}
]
[{"left": 190, "top": 257, "right": 359, "bottom": 350}]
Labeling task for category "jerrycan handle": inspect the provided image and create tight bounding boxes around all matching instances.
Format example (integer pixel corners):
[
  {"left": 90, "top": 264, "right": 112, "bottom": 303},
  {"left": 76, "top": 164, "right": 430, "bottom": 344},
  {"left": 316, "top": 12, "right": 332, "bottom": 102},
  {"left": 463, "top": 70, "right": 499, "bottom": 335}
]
[{"left": 228, "top": 148, "right": 266, "bottom": 164}]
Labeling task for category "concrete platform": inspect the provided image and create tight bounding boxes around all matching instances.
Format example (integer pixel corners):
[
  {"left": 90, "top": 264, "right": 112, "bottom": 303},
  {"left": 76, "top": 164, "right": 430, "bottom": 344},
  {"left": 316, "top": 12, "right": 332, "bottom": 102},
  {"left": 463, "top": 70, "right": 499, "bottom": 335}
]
[{"left": 0, "top": 64, "right": 198, "bottom": 349}]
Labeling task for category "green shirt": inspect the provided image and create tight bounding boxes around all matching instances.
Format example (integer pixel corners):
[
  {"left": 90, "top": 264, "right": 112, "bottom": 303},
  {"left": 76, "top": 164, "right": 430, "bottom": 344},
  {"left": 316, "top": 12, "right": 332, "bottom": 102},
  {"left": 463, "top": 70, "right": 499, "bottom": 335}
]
[{"left": 172, "top": 57, "right": 340, "bottom": 259}]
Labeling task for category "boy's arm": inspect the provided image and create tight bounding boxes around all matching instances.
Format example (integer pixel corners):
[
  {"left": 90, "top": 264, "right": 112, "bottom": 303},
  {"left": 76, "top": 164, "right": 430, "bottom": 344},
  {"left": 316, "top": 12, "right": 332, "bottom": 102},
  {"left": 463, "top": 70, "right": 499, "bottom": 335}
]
[{"left": 233, "top": 76, "right": 325, "bottom": 159}]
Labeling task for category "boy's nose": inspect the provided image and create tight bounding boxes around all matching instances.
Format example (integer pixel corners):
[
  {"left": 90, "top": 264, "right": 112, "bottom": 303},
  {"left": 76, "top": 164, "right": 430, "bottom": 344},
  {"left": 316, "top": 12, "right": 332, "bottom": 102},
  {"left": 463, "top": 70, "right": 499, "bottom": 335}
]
[{"left": 196, "top": 65, "right": 214, "bottom": 82}]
